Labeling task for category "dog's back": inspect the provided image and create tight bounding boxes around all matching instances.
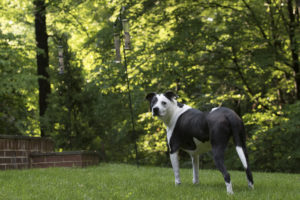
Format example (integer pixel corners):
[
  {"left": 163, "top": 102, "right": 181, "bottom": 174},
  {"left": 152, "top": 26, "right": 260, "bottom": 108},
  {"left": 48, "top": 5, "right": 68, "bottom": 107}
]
[
  {"left": 207, "top": 107, "right": 246, "bottom": 148},
  {"left": 170, "top": 108, "right": 209, "bottom": 153}
]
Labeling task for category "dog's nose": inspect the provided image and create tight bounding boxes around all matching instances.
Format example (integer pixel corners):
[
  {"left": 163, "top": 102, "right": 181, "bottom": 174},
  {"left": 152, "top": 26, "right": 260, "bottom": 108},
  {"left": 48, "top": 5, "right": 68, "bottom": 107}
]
[{"left": 153, "top": 107, "right": 159, "bottom": 116}]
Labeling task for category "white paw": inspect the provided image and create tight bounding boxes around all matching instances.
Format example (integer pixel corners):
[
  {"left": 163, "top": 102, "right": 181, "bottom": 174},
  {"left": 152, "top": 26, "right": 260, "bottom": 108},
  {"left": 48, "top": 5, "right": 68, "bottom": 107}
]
[
  {"left": 227, "top": 190, "right": 234, "bottom": 195},
  {"left": 225, "top": 182, "right": 234, "bottom": 195},
  {"left": 175, "top": 181, "right": 181, "bottom": 185},
  {"left": 193, "top": 180, "right": 199, "bottom": 184},
  {"left": 248, "top": 182, "right": 254, "bottom": 189}
]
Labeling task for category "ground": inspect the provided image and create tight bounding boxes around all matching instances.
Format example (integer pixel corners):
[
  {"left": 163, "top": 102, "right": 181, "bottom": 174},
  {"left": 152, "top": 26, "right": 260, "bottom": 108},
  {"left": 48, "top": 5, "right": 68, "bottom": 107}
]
[{"left": 0, "top": 163, "right": 299, "bottom": 199}]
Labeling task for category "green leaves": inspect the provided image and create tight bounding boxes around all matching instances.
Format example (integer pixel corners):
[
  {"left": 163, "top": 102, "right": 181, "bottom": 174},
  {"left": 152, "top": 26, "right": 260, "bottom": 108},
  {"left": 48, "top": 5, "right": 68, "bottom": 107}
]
[
  {"left": 1, "top": 0, "right": 299, "bottom": 171},
  {"left": 244, "top": 101, "right": 300, "bottom": 172},
  {"left": 0, "top": 26, "right": 38, "bottom": 135}
]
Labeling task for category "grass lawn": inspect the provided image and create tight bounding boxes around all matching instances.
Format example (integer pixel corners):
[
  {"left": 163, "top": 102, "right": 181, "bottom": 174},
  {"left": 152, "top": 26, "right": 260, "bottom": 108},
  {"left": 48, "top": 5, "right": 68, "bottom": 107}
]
[{"left": 0, "top": 163, "right": 299, "bottom": 200}]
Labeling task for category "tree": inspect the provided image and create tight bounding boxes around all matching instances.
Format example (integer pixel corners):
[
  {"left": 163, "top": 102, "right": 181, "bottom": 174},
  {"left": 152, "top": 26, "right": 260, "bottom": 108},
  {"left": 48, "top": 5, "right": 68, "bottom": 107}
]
[
  {"left": 286, "top": 0, "right": 300, "bottom": 99},
  {"left": 34, "top": 0, "right": 51, "bottom": 137},
  {"left": 0, "top": 0, "right": 39, "bottom": 135},
  {"left": 1, "top": 0, "right": 300, "bottom": 171}
]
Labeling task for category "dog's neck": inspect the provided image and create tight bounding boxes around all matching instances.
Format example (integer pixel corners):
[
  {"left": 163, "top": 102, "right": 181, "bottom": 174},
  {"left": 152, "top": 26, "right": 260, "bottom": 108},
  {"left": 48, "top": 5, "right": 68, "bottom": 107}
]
[
  {"left": 158, "top": 100, "right": 191, "bottom": 145},
  {"left": 160, "top": 100, "right": 191, "bottom": 129}
]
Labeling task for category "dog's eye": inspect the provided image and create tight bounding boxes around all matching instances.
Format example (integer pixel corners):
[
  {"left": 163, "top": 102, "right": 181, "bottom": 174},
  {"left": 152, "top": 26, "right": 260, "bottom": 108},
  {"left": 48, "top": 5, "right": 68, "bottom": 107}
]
[{"left": 161, "top": 101, "right": 167, "bottom": 106}]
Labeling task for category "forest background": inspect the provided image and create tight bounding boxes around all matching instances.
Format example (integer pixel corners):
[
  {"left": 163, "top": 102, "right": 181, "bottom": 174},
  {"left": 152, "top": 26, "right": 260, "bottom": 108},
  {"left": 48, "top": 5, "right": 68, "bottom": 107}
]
[{"left": 1, "top": 0, "right": 300, "bottom": 173}]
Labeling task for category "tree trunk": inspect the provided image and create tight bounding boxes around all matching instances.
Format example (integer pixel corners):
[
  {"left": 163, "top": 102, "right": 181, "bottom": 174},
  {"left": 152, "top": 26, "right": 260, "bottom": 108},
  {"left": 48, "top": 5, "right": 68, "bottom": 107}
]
[
  {"left": 34, "top": 0, "right": 51, "bottom": 137},
  {"left": 287, "top": 0, "right": 300, "bottom": 99}
]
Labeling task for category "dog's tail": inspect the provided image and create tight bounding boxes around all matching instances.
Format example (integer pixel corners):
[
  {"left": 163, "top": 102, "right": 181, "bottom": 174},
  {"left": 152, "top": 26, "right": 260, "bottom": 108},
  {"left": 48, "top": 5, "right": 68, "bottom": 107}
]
[{"left": 226, "top": 110, "right": 254, "bottom": 187}]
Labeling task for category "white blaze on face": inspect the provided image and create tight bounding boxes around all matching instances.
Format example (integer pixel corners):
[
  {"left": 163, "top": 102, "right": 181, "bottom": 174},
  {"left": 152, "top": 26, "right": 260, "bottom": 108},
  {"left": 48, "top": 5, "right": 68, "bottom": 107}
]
[
  {"left": 152, "top": 94, "right": 177, "bottom": 118},
  {"left": 150, "top": 93, "right": 191, "bottom": 145}
]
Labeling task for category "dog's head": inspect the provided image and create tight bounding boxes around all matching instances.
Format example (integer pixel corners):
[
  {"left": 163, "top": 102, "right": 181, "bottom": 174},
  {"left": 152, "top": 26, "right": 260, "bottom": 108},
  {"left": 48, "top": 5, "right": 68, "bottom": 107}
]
[{"left": 145, "top": 91, "right": 179, "bottom": 118}]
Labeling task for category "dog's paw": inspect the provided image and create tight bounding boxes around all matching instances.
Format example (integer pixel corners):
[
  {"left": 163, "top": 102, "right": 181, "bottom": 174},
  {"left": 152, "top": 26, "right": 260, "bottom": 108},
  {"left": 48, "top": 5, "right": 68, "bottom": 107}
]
[
  {"left": 175, "top": 181, "right": 181, "bottom": 186},
  {"left": 225, "top": 182, "right": 234, "bottom": 195},
  {"left": 248, "top": 182, "right": 254, "bottom": 189},
  {"left": 193, "top": 180, "right": 199, "bottom": 185},
  {"left": 227, "top": 190, "right": 234, "bottom": 195}
]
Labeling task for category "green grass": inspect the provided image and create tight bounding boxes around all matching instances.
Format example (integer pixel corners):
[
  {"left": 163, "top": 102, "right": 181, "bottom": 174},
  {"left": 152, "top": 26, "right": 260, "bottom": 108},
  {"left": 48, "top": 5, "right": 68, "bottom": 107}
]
[{"left": 0, "top": 163, "right": 299, "bottom": 200}]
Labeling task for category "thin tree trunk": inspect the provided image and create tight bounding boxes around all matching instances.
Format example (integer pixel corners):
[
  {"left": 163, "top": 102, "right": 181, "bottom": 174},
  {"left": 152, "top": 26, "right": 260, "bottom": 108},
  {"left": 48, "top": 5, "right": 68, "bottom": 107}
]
[
  {"left": 34, "top": 0, "right": 51, "bottom": 137},
  {"left": 287, "top": 0, "right": 300, "bottom": 99}
]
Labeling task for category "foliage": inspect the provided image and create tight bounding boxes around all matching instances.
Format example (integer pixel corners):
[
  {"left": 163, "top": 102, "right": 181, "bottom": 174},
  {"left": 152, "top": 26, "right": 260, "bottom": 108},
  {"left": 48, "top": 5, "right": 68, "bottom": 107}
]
[
  {"left": 244, "top": 101, "right": 300, "bottom": 172},
  {"left": 0, "top": 0, "right": 300, "bottom": 172},
  {"left": 1, "top": 164, "right": 300, "bottom": 199},
  {"left": 42, "top": 34, "right": 89, "bottom": 149},
  {"left": 0, "top": 30, "right": 38, "bottom": 135}
]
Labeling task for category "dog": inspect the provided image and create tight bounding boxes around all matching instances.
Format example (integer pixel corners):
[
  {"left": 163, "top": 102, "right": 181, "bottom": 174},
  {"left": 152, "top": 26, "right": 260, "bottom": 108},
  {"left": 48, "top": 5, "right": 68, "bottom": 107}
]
[{"left": 146, "top": 91, "right": 254, "bottom": 194}]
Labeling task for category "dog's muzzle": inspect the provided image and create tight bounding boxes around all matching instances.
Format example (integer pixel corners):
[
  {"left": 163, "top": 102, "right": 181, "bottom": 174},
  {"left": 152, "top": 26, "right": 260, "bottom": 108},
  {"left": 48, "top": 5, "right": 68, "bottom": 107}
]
[{"left": 153, "top": 107, "right": 160, "bottom": 116}]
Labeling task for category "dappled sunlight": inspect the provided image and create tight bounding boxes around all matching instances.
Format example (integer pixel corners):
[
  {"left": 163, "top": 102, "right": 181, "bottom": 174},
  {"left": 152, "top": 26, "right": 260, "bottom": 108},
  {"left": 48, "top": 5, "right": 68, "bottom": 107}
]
[{"left": 1, "top": 0, "right": 300, "bottom": 173}]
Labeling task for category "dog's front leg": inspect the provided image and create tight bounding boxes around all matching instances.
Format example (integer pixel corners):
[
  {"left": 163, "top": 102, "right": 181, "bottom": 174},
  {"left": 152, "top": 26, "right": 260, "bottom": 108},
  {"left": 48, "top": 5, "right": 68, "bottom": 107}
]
[
  {"left": 191, "top": 154, "right": 199, "bottom": 184},
  {"left": 170, "top": 151, "right": 181, "bottom": 185}
]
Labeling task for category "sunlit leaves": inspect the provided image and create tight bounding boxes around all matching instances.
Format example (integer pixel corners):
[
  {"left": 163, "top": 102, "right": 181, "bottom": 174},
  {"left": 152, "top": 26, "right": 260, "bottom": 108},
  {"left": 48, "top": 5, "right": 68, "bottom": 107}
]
[{"left": 1, "top": 0, "right": 299, "bottom": 170}]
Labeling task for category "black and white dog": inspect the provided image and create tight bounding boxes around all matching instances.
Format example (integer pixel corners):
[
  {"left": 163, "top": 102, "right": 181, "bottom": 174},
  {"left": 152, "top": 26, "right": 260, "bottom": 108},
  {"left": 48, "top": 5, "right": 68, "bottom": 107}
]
[{"left": 146, "top": 91, "right": 254, "bottom": 194}]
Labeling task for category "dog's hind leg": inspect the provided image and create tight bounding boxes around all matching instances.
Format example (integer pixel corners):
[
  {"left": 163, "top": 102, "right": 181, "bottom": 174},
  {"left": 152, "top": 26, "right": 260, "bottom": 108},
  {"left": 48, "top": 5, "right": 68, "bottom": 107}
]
[
  {"left": 212, "top": 145, "right": 233, "bottom": 194},
  {"left": 228, "top": 113, "right": 254, "bottom": 189},
  {"left": 232, "top": 126, "right": 254, "bottom": 189},
  {"left": 235, "top": 146, "right": 254, "bottom": 189},
  {"left": 191, "top": 154, "right": 199, "bottom": 184},
  {"left": 170, "top": 151, "right": 181, "bottom": 185}
]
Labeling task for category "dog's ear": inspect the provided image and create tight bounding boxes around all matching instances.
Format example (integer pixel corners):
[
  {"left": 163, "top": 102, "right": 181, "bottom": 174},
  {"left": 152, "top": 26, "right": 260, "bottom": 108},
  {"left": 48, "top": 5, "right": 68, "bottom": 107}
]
[
  {"left": 145, "top": 93, "right": 156, "bottom": 102},
  {"left": 164, "top": 91, "right": 178, "bottom": 101}
]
